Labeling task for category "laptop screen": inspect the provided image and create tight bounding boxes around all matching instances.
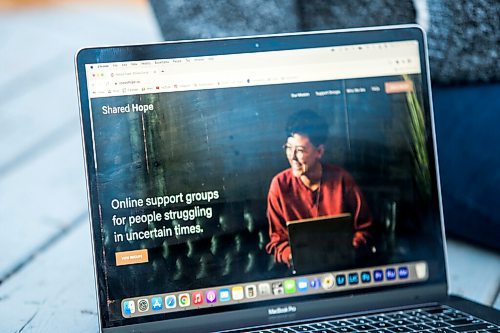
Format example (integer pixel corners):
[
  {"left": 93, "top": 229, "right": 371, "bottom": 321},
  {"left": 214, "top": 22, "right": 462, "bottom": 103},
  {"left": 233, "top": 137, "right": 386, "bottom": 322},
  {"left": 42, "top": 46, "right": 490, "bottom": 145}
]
[{"left": 77, "top": 27, "right": 446, "bottom": 330}]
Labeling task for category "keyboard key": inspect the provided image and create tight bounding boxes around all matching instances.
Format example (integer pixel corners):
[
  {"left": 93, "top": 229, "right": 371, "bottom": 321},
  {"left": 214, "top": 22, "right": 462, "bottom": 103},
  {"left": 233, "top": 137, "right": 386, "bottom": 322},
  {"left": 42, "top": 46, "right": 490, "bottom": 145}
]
[
  {"left": 407, "top": 323, "right": 432, "bottom": 330},
  {"left": 386, "top": 313, "right": 410, "bottom": 320},
  {"left": 434, "top": 314, "right": 453, "bottom": 321},
  {"left": 288, "top": 325, "right": 311, "bottom": 332},
  {"left": 369, "top": 315, "right": 390, "bottom": 322},
  {"left": 452, "top": 323, "right": 494, "bottom": 332},
  {"left": 348, "top": 318, "right": 372, "bottom": 325},
  {"left": 387, "top": 327, "right": 412, "bottom": 332},
  {"left": 309, "top": 322, "right": 333, "bottom": 329},
  {"left": 407, "top": 310, "right": 429, "bottom": 317},
  {"left": 426, "top": 313, "right": 446, "bottom": 321},
  {"left": 389, "top": 319, "right": 412, "bottom": 326},
  {"left": 329, "top": 320, "right": 351, "bottom": 327},
  {"left": 427, "top": 321, "right": 450, "bottom": 328},
  {"left": 427, "top": 329, "right": 456, "bottom": 333},
  {"left": 371, "top": 322, "right": 393, "bottom": 328},
  {"left": 331, "top": 327, "right": 354, "bottom": 333},
  {"left": 443, "top": 311, "right": 468, "bottom": 319},
  {"left": 269, "top": 328, "right": 295, "bottom": 333},
  {"left": 351, "top": 324, "right": 376, "bottom": 331},
  {"left": 424, "top": 307, "right": 447, "bottom": 314},
  {"left": 446, "top": 318, "right": 476, "bottom": 326},
  {"left": 407, "top": 316, "right": 432, "bottom": 323}
]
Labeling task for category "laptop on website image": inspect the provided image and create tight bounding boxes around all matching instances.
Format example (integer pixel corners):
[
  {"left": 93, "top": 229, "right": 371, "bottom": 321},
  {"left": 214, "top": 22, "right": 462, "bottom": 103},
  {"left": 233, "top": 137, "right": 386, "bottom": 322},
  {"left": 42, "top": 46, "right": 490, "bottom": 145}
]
[
  {"left": 75, "top": 25, "right": 499, "bottom": 333},
  {"left": 287, "top": 214, "right": 354, "bottom": 275}
]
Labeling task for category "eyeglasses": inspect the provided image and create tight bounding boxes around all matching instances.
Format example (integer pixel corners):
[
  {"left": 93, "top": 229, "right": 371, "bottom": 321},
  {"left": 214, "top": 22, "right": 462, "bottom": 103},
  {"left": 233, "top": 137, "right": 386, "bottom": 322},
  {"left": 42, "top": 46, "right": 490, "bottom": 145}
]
[{"left": 282, "top": 144, "right": 308, "bottom": 158}]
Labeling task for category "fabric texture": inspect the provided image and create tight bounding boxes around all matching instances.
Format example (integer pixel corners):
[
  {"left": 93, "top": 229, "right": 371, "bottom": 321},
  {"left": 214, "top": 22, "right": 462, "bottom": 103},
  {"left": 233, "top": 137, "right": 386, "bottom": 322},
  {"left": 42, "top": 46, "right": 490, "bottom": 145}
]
[
  {"left": 149, "top": 0, "right": 300, "bottom": 40},
  {"left": 298, "top": 0, "right": 416, "bottom": 30},
  {"left": 433, "top": 83, "right": 500, "bottom": 251},
  {"left": 426, "top": 0, "right": 499, "bottom": 84}
]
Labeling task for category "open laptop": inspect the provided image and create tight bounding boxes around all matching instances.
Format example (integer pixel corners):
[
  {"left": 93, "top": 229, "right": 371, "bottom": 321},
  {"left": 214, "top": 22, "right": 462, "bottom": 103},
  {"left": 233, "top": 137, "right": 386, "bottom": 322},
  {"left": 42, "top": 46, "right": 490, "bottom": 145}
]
[
  {"left": 287, "top": 214, "right": 354, "bottom": 274},
  {"left": 75, "top": 25, "right": 499, "bottom": 333}
]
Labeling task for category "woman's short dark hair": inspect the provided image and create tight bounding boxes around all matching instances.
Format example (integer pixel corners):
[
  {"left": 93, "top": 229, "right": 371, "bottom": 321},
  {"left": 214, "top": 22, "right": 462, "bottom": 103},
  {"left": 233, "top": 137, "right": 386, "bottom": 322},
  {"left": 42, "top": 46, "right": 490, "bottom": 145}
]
[{"left": 285, "top": 110, "right": 329, "bottom": 147}]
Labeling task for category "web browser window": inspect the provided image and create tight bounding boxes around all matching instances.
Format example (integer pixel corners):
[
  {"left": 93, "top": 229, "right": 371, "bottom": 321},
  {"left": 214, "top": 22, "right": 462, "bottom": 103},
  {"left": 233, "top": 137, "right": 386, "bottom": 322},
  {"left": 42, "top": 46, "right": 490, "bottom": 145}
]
[{"left": 83, "top": 39, "right": 444, "bottom": 325}]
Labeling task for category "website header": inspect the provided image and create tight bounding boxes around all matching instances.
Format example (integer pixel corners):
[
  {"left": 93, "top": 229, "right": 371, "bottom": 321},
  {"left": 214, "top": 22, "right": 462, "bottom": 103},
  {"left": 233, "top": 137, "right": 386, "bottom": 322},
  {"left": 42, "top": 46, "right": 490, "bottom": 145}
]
[{"left": 86, "top": 40, "right": 420, "bottom": 98}]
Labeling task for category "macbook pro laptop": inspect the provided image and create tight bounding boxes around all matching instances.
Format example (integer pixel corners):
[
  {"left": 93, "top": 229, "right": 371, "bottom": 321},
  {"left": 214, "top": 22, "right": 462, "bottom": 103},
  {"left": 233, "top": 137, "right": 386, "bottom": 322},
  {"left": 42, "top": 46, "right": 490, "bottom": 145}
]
[{"left": 75, "top": 25, "right": 499, "bottom": 333}]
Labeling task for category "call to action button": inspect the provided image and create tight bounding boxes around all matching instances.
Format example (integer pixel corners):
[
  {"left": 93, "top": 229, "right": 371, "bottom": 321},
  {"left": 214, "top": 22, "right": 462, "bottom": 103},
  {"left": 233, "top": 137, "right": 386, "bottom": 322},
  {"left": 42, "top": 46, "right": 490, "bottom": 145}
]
[
  {"left": 385, "top": 80, "right": 413, "bottom": 94},
  {"left": 115, "top": 249, "right": 149, "bottom": 266}
]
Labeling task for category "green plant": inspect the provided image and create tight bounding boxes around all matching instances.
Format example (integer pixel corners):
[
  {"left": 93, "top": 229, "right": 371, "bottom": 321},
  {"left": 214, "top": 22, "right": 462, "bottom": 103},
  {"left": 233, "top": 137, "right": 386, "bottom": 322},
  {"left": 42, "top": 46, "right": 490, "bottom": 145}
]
[{"left": 403, "top": 74, "right": 431, "bottom": 198}]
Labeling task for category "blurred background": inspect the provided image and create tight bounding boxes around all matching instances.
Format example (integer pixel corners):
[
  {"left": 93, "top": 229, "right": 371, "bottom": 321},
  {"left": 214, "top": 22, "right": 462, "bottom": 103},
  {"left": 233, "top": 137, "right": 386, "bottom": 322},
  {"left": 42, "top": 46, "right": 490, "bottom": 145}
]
[{"left": 0, "top": 0, "right": 498, "bottom": 332}]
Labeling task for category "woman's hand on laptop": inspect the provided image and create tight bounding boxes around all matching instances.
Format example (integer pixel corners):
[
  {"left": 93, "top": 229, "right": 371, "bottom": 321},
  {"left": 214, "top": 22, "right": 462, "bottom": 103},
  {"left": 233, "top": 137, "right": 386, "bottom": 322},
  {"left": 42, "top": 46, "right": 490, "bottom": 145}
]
[{"left": 352, "top": 231, "right": 368, "bottom": 248}]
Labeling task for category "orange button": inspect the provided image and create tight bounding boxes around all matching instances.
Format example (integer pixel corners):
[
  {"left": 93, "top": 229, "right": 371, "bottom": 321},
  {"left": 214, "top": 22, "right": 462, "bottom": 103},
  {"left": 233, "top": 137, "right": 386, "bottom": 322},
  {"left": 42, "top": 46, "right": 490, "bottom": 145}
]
[
  {"left": 115, "top": 249, "right": 149, "bottom": 266},
  {"left": 384, "top": 80, "right": 413, "bottom": 94}
]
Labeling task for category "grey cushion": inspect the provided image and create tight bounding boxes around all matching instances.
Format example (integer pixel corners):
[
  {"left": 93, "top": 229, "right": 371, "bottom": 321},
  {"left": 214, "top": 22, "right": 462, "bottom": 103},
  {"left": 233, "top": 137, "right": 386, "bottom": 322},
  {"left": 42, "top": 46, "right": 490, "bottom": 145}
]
[
  {"left": 149, "top": 0, "right": 300, "bottom": 40},
  {"left": 299, "top": 0, "right": 416, "bottom": 30},
  {"left": 426, "top": 0, "right": 499, "bottom": 84}
]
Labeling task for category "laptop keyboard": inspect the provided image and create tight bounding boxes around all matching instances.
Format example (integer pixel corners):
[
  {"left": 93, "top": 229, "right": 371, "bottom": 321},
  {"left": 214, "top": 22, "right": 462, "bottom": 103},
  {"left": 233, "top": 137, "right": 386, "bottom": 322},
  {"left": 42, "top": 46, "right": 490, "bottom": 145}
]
[{"left": 246, "top": 306, "right": 499, "bottom": 333}]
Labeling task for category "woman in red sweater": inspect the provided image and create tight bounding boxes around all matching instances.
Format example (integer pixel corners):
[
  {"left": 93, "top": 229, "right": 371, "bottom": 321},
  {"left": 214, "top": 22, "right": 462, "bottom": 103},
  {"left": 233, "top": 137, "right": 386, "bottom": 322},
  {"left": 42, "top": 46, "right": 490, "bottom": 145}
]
[{"left": 265, "top": 110, "right": 373, "bottom": 267}]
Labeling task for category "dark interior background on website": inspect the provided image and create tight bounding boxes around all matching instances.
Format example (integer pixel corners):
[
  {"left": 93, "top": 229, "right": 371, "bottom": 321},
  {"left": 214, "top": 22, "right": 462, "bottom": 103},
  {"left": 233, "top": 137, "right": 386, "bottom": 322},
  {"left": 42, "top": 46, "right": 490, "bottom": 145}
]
[{"left": 89, "top": 74, "right": 443, "bottom": 321}]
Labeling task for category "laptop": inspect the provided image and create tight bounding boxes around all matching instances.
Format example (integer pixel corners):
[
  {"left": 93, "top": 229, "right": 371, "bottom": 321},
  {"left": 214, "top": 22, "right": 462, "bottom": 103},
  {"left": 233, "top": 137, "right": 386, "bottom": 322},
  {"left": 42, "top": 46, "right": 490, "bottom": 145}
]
[
  {"left": 287, "top": 214, "right": 354, "bottom": 274},
  {"left": 75, "top": 25, "right": 499, "bottom": 333}
]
